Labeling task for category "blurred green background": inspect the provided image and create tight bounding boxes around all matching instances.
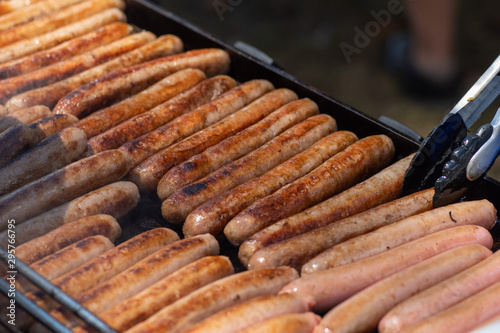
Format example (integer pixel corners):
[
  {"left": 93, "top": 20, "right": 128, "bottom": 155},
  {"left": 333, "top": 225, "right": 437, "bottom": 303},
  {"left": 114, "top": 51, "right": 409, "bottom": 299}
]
[{"left": 153, "top": 0, "right": 500, "bottom": 178}]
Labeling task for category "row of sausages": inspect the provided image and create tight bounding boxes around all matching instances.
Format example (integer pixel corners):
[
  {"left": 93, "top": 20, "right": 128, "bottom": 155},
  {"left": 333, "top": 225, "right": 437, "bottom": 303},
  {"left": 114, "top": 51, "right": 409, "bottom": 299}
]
[{"left": 1, "top": 1, "right": 500, "bottom": 332}]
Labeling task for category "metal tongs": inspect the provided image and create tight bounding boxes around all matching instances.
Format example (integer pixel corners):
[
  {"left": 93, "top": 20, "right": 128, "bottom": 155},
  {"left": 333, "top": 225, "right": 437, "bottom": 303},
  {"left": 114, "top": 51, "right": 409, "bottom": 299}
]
[{"left": 401, "top": 54, "right": 500, "bottom": 206}]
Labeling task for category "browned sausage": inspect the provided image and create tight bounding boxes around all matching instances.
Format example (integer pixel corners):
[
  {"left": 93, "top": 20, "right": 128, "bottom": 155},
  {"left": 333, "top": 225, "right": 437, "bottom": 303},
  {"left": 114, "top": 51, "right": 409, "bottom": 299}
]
[
  {"left": 0, "top": 149, "right": 132, "bottom": 226},
  {"left": 183, "top": 130, "right": 357, "bottom": 238},
  {"left": 0, "top": 0, "right": 45, "bottom": 18},
  {"left": 135, "top": 88, "right": 298, "bottom": 193},
  {"left": 87, "top": 74, "right": 235, "bottom": 154},
  {"left": 0, "top": 22, "right": 131, "bottom": 79},
  {"left": 0, "top": 181, "right": 139, "bottom": 245},
  {"left": 50, "top": 234, "right": 220, "bottom": 328},
  {"left": 248, "top": 188, "right": 434, "bottom": 271},
  {"left": 0, "top": 8, "right": 126, "bottom": 64},
  {"left": 279, "top": 225, "right": 493, "bottom": 312},
  {"left": 0, "top": 105, "right": 51, "bottom": 132},
  {"left": 13, "top": 214, "right": 121, "bottom": 265},
  {"left": 52, "top": 48, "right": 229, "bottom": 118},
  {"left": 28, "top": 235, "right": 114, "bottom": 283},
  {"left": 97, "top": 256, "right": 234, "bottom": 332},
  {"left": 76, "top": 68, "right": 205, "bottom": 140},
  {"left": 315, "top": 244, "right": 492, "bottom": 333},
  {"left": 0, "top": 31, "right": 155, "bottom": 103},
  {"left": 224, "top": 134, "right": 395, "bottom": 247},
  {"left": 44, "top": 228, "right": 179, "bottom": 300},
  {"left": 161, "top": 114, "right": 337, "bottom": 224},
  {"left": 303, "top": 199, "right": 497, "bottom": 273},
  {"left": 0, "top": 0, "right": 125, "bottom": 48},
  {"left": 15, "top": 235, "right": 115, "bottom": 294},
  {"left": 120, "top": 79, "right": 272, "bottom": 167},
  {"left": 159, "top": 98, "right": 320, "bottom": 199},
  {"left": 125, "top": 266, "right": 299, "bottom": 333},
  {"left": 181, "top": 293, "right": 314, "bottom": 333},
  {"left": 153, "top": 89, "right": 299, "bottom": 197},
  {"left": 0, "top": 114, "right": 79, "bottom": 167},
  {"left": 5, "top": 33, "right": 182, "bottom": 111},
  {"left": 238, "top": 154, "right": 420, "bottom": 268},
  {"left": 0, "top": 127, "right": 87, "bottom": 195},
  {"left": 0, "top": 0, "right": 86, "bottom": 31}
]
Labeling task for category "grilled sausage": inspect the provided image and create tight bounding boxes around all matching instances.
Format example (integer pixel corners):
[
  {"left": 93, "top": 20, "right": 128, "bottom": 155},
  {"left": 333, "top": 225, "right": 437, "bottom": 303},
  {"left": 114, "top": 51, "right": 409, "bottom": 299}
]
[
  {"left": 0, "top": 8, "right": 126, "bottom": 64},
  {"left": 52, "top": 48, "right": 229, "bottom": 118},
  {"left": 279, "top": 225, "right": 493, "bottom": 312},
  {"left": 302, "top": 199, "right": 497, "bottom": 273},
  {"left": 227, "top": 134, "right": 395, "bottom": 247},
  {"left": 5, "top": 33, "right": 182, "bottom": 111},
  {"left": 13, "top": 214, "right": 121, "bottom": 265},
  {"left": 0, "top": 149, "right": 132, "bottom": 226},
  {"left": 0, "top": 181, "right": 139, "bottom": 245},
  {"left": 162, "top": 114, "right": 337, "bottom": 224},
  {"left": 181, "top": 293, "right": 314, "bottom": 333},
  {"left": 237, "top": 312, "right": 321, "bottom": 333},
  {"left": 0, "top": 0, "right": 86, "bottom": 31},
  {"left": 248, "top": 188, "right": 434, "bottom": 271},
  {"left": 379, "top": 249, "right": 500, "bottom": 333},
  {"left": 88, "top": 75, "right": 234, "bottom": 155},
  {"left": 0, "top": 0, "right": 45, "bottom": 17},
  {"left": 137, "top": 88, "right": 298, "bottom": 193},
  {"left": 0, "top": 31, "right": 155, "bottom": 103},
  {"left": 70, "top": 234, "right": 219, "bottom": 316},
  {"left": 15, "top": 236, "right": 115, "bottom": 294},
  {"left": 0, "top": 105, "right": 51, "bottom": 132},
  {"left": 44, "top": 228, "right": 179, "bottom": 299},
  {"left": 0, "top": 22, "right": 131, "bottom": 79},
  {"left": 0, "top": 0, "right": 125, "bottom": 48},
  {"left": 77, "top": 68, "right": 205, "bottom": 141},
  {"left": 315, "top": 244, "right": 492, "bottom": 333},
  {"left": 159, "top": 98, "right": 320, "bottom": 199},
  {"left": 27, "top": 235, "right": 114, "bottom": 283},
  {"left": 237, "top": 150, "right": 411, "bottom": 267},
  {"left": 184, "top": 130, "right": 357, "bottom": 238},
  {"left": 125, "top": 266, "right": 299, "bottom": 333},
  {"left": 0, "top": 127, "right": 87, "bottom": 196},
  {"left": 120, "top": 79, "right": 272, "bottom": 167},
  {"left": 97, "top": 256, "right": 234, "bottom": 332},
  {"left": 0, "top": 114, "right": 79, "bottom": 168}
]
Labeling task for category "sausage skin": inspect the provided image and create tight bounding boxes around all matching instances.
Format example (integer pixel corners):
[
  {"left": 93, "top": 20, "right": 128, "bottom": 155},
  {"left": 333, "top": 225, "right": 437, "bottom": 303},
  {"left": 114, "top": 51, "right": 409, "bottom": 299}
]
[
  {"left": 0, "top": 181, "right": 139, "bottom": 245},
  {"left": 237, "top": 312, "right": 321, "bottom": 333},
  {"left": 248, "top": 188, "right": 434, "bottom": 271},
  {"left": 82, "top": 69, "right": 206, "bottom": 148},
  {"left": 0, "top": 22, "right": 131, "bottom": 78},
  {"left": 162, "top": 114, "right": 337, "bottom": 224},
  {"left": 315, "top": 244, "right": 492, "bottom": 333},
  {"left": 0, "top": 149, "right": 132, "bottom": 226},
  {"left": 302, "top": 199, "right": 497, "bottom": 273},
  {"left": 159, "top": 98, "right": 320, "bottom": 200},
  {"left": 5, "top": 33, "right": 182, "bottom": 111},
  {"left": 279, "top": 225, "right": 493, "bottom": 312},
  {"left": 120, "top": 79, "right": 272, "bottom": 168},
  {"left": 12, "top": 214, "right": 121, "bottom": 265},
  {"left": 0, "top": 127, "right": 87, "bottom": 196},
  {"left": 184, "top": 130, "right": 357, "bottom": 238},
  {"left": 52, "top": 48, "right": 229, "bottom": 118},
  {"left": 228, "top": 134, "right": 395, "bottom": 247},
  {"left": 0, "top": 8, "right": 126, "bottom": 64},
  {"left": 97, "top": 256, "right": 234, "bottom": 332},
  {"left": 136, "top": 88, "right": 298, "bottom": 193},
  {"left": 125, "top": 266, "right": 299, "bottom": 333}
]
